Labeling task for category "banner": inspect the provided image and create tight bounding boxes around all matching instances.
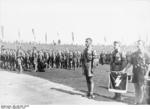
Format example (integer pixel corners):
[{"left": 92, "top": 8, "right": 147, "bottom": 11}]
[
  {"left": 104, "top": 36, "right": 107, "bottom": 43},
  {"left": 108, "top": 71, "right": 128, "bottom": 93},
  {"left": 45, "top": 32, "right": 47, "bottom": 44},
  {"left": 18, "top": 30, "right": 21, "bottom": 42},
  {"left": 1, "top": 26, "right": 4, "bottom": 40},
  {"left": 72, "top": 32, "right": 74, "bottom": 43},
  {"left": 32, "top": 28, "right": 36, "bottom": 42}
]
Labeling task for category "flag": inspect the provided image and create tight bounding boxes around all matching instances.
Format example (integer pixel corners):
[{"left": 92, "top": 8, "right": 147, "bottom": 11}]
[
  {"left": 108, "top": 71, "right": 128, "bottom": 93},
  {"left": 58, "top": 39, "right": 61, "bottom": 45},
  {"left": 32, "top": 28, "right": 36, "bottom": 42},
  {"left": 57, "top": 32, "right": 61, "bottom": 44},
  {"left": 72, "top": 32, "right": 74, "bottom": 43},
  {"left": 104, "top": 36, "right": 107, "bottom": 44},
  {"left": 45, "top": 32, "right": 47, "bottom": 44},
  {"left": 1, "top": 26, "right": 4, "bottom": 40},
  {"left": 57, "top": 32, "right": 59, "bottom": 37},
  {"left": 18, "top": 29, "right": 21, "bottom": 41},
  {"left": 53, "top": 40, "right": 56, "bottom": 46},
  {"left": 32, "top": 28, "right": 34, "bottom": 35},
  {"left": 146, "top": 33, "right": 148, "bottom": 46}
]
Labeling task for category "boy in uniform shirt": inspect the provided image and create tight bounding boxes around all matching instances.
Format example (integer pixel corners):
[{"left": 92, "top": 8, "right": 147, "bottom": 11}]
[
  {"left": 82, "top": 38, "right": 97, "bottom": 99},
  {"left": 110, "top": 41, "right": 127, "bottom": 101},
  {"left": 124, "top": 40, "right": 150, "bottom": 104}
]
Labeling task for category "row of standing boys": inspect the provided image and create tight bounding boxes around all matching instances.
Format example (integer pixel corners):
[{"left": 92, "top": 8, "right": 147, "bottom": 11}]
[
  {"left": 81, "top": 38, "right": 150, "bottom": 104},
  {"left": 1, "top": 39, "right": 150, "bottom": 104},
  {"left": 0, "top": 46, "right": 83, "bottom": 72},
  {"left": 0, "top": 44, "right": 111, "bottom": 73}
]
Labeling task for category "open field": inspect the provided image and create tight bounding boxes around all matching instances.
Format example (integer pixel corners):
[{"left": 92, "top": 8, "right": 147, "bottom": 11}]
[
  {"left": 24, "top": 65, "right": 135, "bottom": 104},
  {"left": 0, "top": 64, "right": 135, "bottom": 104}
]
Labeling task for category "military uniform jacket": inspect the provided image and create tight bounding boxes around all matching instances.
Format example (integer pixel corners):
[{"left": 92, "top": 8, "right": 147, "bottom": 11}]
[
  {"left": 129, "top": 50, "right": 150, "bottom": 83},
  {"left": 32, "top": 50, "right": 38, "bottom": 63},
  {"left": 110, "top": 50, "right": 127, "bottom": 71},
  {"left": 82, "top": 47, "right": 96, "bottom": 77}
]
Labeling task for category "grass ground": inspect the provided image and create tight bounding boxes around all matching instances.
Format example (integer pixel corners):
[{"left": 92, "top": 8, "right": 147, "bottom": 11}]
[{"left": 21, "top": 64, "right": 135, "bottom": 104}]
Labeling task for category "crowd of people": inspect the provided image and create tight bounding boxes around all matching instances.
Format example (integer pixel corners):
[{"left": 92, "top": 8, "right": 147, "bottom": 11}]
[
  {"left": 0, "top": 38, "right": 150, "bottom": 105},
  {"left": 0, "top": 45, "right": 84, "bottom": 73}
]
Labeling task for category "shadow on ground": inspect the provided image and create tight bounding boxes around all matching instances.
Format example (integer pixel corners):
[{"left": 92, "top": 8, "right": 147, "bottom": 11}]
[
  {"left": 2, "top": 65, "right": 135, "bottom": 104},
  {"left": 51, "top": 87, "right": 84, "bottom": 96}
]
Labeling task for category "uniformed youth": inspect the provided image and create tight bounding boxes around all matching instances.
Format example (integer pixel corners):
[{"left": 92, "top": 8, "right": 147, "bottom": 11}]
[
  {"left": 16, "top": 46, "right": 24, "bottom": 73},
  {"left": 32, "top": 46, "right": 38, "bottom": 72},
  {"left": 124, "top": 40, "right": 150, "bottom": 104},
  {"left": 82, "top": 38, "right": 97, "bottom": 99},
  {"left": 110, "top": 41, "right": 127, "bottom": 101}
]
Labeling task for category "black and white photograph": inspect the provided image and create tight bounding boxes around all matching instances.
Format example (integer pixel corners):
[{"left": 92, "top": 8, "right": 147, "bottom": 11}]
[{"left": 0, "top": 0, "right": 150, "bottom": 107}]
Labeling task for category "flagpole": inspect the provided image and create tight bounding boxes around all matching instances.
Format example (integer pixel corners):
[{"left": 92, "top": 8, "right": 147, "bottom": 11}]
[
  {"left": 72, "top": 32, "right": 74, "bottom": 45},
  {"left": 146, "top": 33, "right": 148, "bottom": 47},
  {"left": 18, "top": 29, "right": 21, "bottom": 43},
  {"left": 1, "top": 26, "right": 4, "bottom": 42},
  {"left": 45, "top": 32, "right": 47, "bottom": 44},
  {"left": 57, "top": 32, "right": 60, "bottom": 45},
  {"left": 57, "top": 32, "right": 59, "bottom": 38},
  {"left": 32, "top": 28, "right": 36, "bottom": 43},
  {"left": 104, "top": 36, "right": 107, "bottom": 46}
]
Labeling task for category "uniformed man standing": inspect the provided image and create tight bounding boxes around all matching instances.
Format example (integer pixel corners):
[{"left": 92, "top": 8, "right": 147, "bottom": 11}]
[
  {"left": 72, "top": 51, "right": 77, "bottom": 70},
  {"left": 55, "top": 51, "right": 61, "bottom": 68},
  {"left": 82, "top": 38, "right": 97, "bottom": 99},
  {"left": 16, "top": 46, "right": 24, "bottom": 73},
  {"left": 76, "top": 51, "right": 81, "bottom": 68},
  {"left": 32, "top": 46, "right": 38, "bottom": 72},
  {"left": 50, "top": 50, "right": 55, "bottom": 68},
  {"left": 110, "top": 41, "right": 127, "bottom": 101},
  {"left": 37, "top": 50, "right": 46, "bottom": 72},
  {"left": 100, "top": 51, "right": 106, "bottom": 65},
  {"left": 124, "top": 40, "right": 150, "bottom": 104},
  {"left": 0, "top": 46, "right": 5, "bottom": 69}
]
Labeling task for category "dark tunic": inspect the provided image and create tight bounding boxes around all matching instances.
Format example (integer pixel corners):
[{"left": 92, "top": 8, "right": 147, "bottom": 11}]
[
  {"left": 110, "top": 50, "right": 127, "bottom": 71},
  {"left": 129, "top": 50, "right": 150, "bottom": 83},
  {"left": 82, "top": 48, "right": 96, "bottom": 77}
]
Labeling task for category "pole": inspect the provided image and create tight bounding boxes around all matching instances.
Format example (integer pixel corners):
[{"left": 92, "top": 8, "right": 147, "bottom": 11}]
[
  {"left": 32, "top": 28, "right": 36, "bottom": 43},
  {"left": 1, "top": 26, "right": 4, "bottom": 42},
  {"left": 45, "top": 32, "right": 47, "bottom": 44},
  {"left": 72, "top": 32, "right": 74, "bottom": 45},
  {"left": 18, "top": 29, "right": 21, "bottom": 43}
]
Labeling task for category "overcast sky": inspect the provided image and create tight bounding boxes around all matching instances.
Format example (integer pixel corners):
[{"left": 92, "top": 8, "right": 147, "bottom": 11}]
[{"left": 0, "top": 0, "right": 150, "bottom": 45}]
